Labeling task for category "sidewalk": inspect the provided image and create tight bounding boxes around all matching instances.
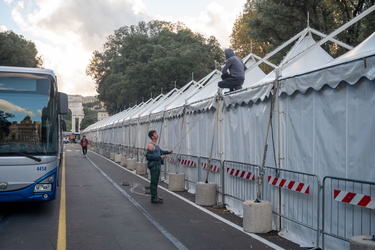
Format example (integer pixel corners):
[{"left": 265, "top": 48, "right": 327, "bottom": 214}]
[{"left": 86, "top": 149, "right": 303, "bottom": 250}]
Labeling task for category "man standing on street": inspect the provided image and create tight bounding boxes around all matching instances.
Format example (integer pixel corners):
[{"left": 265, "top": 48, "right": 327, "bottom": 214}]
[
  {"left": 80, "top": 135, "right": 89, "bottom": 155},
  {"left": 146, "top": 130, "right": 173, "bottom": 204}
]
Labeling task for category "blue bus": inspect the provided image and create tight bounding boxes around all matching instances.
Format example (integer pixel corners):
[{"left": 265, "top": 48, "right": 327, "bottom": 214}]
[{"left": 0, "top": 66, "right": 68, "bottom": 202}]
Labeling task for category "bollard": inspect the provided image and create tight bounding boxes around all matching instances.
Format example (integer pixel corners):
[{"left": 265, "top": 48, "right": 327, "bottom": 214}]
[
  {"left": 243, "top": 200, "right": 272, "bottom": 233},
  {"left": 195, "top": 182, "right": 217, "bottom": 206},
  {"left": 168, "top": 173, "right": 185, "bottom": 191}
]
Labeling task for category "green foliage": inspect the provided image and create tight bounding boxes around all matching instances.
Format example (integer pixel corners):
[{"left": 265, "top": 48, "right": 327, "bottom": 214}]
[
  {"left": 0, "top": 31, "right": 43, "bottom": 67},
  {"left": 83, "top": 101, "right": 100, "bottom": 108},
  {"left": 0, "top": 111, "right": 14, "bottom": 141},
  {"left": 80, "top": 116, "right": 97, "bottom": 131},
  {"left": 64, "top": 120, "right": 72, "bottom": 132},
  {"left": 231, "top": 0, "right": 375, "bottom": 64},
  {"left": 80, "top": 104, "right": 99, "bottom": 130},
  {"left": 87, "top": 20, "right": 225, "bottom": 114}
]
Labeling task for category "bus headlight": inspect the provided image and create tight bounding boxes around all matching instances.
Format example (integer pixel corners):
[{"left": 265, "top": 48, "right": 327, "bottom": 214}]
[
  {"left": 34, "top": 184, "right": 52, "bottom": 192},
  {"left": 34, "top": 174, "right": 54, "bottom": 192}
]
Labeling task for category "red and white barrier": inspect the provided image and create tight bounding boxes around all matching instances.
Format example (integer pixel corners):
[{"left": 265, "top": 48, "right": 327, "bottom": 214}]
[
  {"left": 333, "top": 189, "right": 375, "bottom": 209},
  {"left": 226, "top": 167, "right": 255, "bottom": 181},
  {"left": 202, "top": 163, "right": 219, "bottom": 172},
  {"left": 267, "top": 176, "right": 310, "bottom": 194},
  {"left": 179, "top": 159, "right": 197, "bottom": 167},
  {"left": 165, "top": 156, "right": 176, "bottom": 162}
]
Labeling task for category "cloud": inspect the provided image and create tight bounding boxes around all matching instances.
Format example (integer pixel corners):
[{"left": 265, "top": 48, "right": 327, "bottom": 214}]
[
  {"left": 5, "top": 0, "right": 245, "bottom": 96},
  {"left": 152, "top": 1, "right": 244, "bottom": 48},
  {"left": 0, "top": 99, "right": 36, "bottom": 116},
  {"left": 0, "top": 26, "right": 8, "bottom": 32},
  {"left": 6, "top": 0, "right": 150, "bottom": 96}
]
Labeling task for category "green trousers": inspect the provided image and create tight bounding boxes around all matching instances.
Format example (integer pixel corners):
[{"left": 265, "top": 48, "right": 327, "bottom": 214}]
[{"left": 149, "top": 164, "right": 161, "bottom": 200}]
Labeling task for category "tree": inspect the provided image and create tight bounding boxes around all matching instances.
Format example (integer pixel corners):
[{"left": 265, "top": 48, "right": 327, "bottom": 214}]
[
  {"left": 231, "top": 0, "right": 375, "bottom": 64},
  {"left": 0, "top": 31, "right": 43, "bottom": 67},
  {"left": 80, "top": 103, "right": 99, "bottom": 130},
  {"left": 87, "top": 20, "right": 225, "bottom": 114},
  {"left": 0, "top": 111, "right": 14, "bottom": 141}
]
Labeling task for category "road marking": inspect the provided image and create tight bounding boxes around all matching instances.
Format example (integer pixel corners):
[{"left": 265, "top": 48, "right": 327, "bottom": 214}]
[
  {"left": 57, "top": 152, "right": 67, "bottom": 250},
  {"left": 86, "top": 156, "right": 188, "bottom": 250},
  {"left": 92, "top": 151, "right": 284, "bottom": 250}
]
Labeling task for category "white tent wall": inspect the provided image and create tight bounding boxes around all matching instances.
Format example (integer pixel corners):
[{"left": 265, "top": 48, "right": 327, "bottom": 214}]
[
  {"left": 221, "top": 98, "right": 276, "bottom": 216},
  {"left": 276, "top": 78, "right": 375, "bottom": 249},
  {"left": 81, "top": 21, "right": 375, "bottom": 248}
]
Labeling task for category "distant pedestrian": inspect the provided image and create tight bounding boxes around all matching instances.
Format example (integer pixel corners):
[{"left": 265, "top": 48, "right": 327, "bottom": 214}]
[
  {"left": 146, "top": 130, "right": 173, "bottom": 204},
  {"left": 80, "top": 135, "right": 89, "bottom": 155},
  {"left": 218, "top": 48, "right": 247, "bottom": 93}
]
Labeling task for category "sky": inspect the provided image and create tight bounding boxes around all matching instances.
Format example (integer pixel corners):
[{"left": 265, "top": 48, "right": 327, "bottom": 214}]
[{"left": 0, "top": 0, "right": 247, "bottom": 96}]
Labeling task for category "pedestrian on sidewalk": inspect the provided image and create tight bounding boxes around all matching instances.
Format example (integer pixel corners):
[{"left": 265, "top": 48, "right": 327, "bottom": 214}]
[
  {"left": 80, "top": 135, "right": 89, "bottom": 155},
  {"left": 146, "top": 130, "right": 173, "bottom": 204}
]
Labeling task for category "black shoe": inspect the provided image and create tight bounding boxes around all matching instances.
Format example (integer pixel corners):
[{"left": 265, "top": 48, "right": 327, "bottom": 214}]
[
  {"left": 151, "top": 197, "right": 163, "bottom": 204},
  {"left": 234, "top": 85, "right": 242, "bottom": 90}
]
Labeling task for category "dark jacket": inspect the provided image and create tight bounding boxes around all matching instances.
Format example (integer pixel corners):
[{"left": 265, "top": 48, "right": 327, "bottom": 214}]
[
  {"left": 222, "top": 48, "right": 247, "bottom": 79},
  {"left": 146, "top": 148, "right": 169, "bottom": 168}
]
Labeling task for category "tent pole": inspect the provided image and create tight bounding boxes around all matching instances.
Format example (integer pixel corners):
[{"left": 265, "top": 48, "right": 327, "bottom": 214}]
[{"left": 257, "top": 68, "right": 280, "bottom": 202}]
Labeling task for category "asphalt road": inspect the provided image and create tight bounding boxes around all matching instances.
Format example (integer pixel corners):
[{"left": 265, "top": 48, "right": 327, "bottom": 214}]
[{"left": 0, "top": 143, "right": 290, "bottom": 250}]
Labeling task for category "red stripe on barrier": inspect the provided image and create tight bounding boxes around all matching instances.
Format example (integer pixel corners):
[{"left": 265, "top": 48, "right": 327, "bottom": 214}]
[
  {"left": 358, "top": 196, "right": 371, "bottom": 207},
  {"left": 342, "top": 192, "right": 356, "bottom": 203}
]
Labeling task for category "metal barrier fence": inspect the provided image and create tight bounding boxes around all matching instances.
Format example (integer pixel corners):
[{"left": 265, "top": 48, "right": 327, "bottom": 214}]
[
  {"left": 263, "top": 166, "right": 321, "bottom": 248},
  {"left": 164, "top": 154, "right": 221, "bottom": 194},
  {"left": 89, "top": 146, "right": 375, "bottom": 249},
  {"left": 322, "top": 176, "right": 375, "bottom": 250},
  {"left": 223, "top": 161, "right": 259, "bottom": 203}
]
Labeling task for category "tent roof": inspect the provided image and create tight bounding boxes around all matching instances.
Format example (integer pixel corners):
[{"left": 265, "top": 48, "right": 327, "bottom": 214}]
[{"left": 280, "top": 31, "right": 375, "bottom": 96}]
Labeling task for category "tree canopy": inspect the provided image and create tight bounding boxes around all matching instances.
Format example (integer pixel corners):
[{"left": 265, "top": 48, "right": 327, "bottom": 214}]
[
  {"left": 87, "top": 20, "right": 224, "bottom": 114},
  {"left": 0, "top": 31, "right": 43, "bottom": 67},
  {"left": 231, "top": 0, "right": 375, "bottom": 61}
]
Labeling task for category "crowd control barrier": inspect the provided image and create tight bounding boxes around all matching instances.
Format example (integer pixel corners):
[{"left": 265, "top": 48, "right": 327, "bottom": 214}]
[{"left": 322, "top": 176, "right": 375, "bottom": 250}]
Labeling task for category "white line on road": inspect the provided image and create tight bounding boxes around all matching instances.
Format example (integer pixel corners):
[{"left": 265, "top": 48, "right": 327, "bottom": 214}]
[
  {"left": 89, "top": 151, "right": 285, "bottom": 250},
  {"left": 86, "top": 156, "right": 188, "bottom": 250}
]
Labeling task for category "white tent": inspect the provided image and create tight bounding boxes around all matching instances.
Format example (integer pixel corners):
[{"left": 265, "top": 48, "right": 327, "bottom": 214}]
[{"left": 82, "top": 12, "right": 375, "bottom": 248}]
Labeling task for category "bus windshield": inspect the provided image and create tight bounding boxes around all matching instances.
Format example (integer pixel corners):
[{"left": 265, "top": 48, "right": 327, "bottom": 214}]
[{"left": 0, "top": 72, "right": 59, "bottom": 155}]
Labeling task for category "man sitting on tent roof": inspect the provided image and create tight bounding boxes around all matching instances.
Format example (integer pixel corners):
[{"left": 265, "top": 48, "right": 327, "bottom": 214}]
[{"left": 218, "top": 48, "right": 247, "bottom": 94}]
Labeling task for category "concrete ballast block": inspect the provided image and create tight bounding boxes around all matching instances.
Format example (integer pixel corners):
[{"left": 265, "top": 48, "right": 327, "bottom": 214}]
[
  {"left": 350, "top": 235, "right": 375, "bottom": 250},
  {"left": 110, "top": 152, "right": 116, "bottom": 160},
  {"left": 120, "top": 156, "right": 127, "bottom": 166},
  {"left": 136, "top": 162, "right": 147, "bottom": 175},
  {"left": 115, "top": 154, "right": 122, "bottom": 163},
  {"left": 195, "top": 182, "right": 217, "bottom": 206},
  {"left": 243, "top": 200, "right": 272, "bottom": 233},
  {"left": 127, "top": 158, "right": 136, "bottom": 170},
  {"left": 168, "top": 173, "right": 185, "bottom": 191}
]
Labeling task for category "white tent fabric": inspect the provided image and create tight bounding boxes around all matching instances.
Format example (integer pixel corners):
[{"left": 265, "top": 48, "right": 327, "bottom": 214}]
[
  {"left": 82, "top": 27, "right": 375, "bottom": 250},
  {"left": 280, "top": 32, "right": 375, "bottom": 96}
]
